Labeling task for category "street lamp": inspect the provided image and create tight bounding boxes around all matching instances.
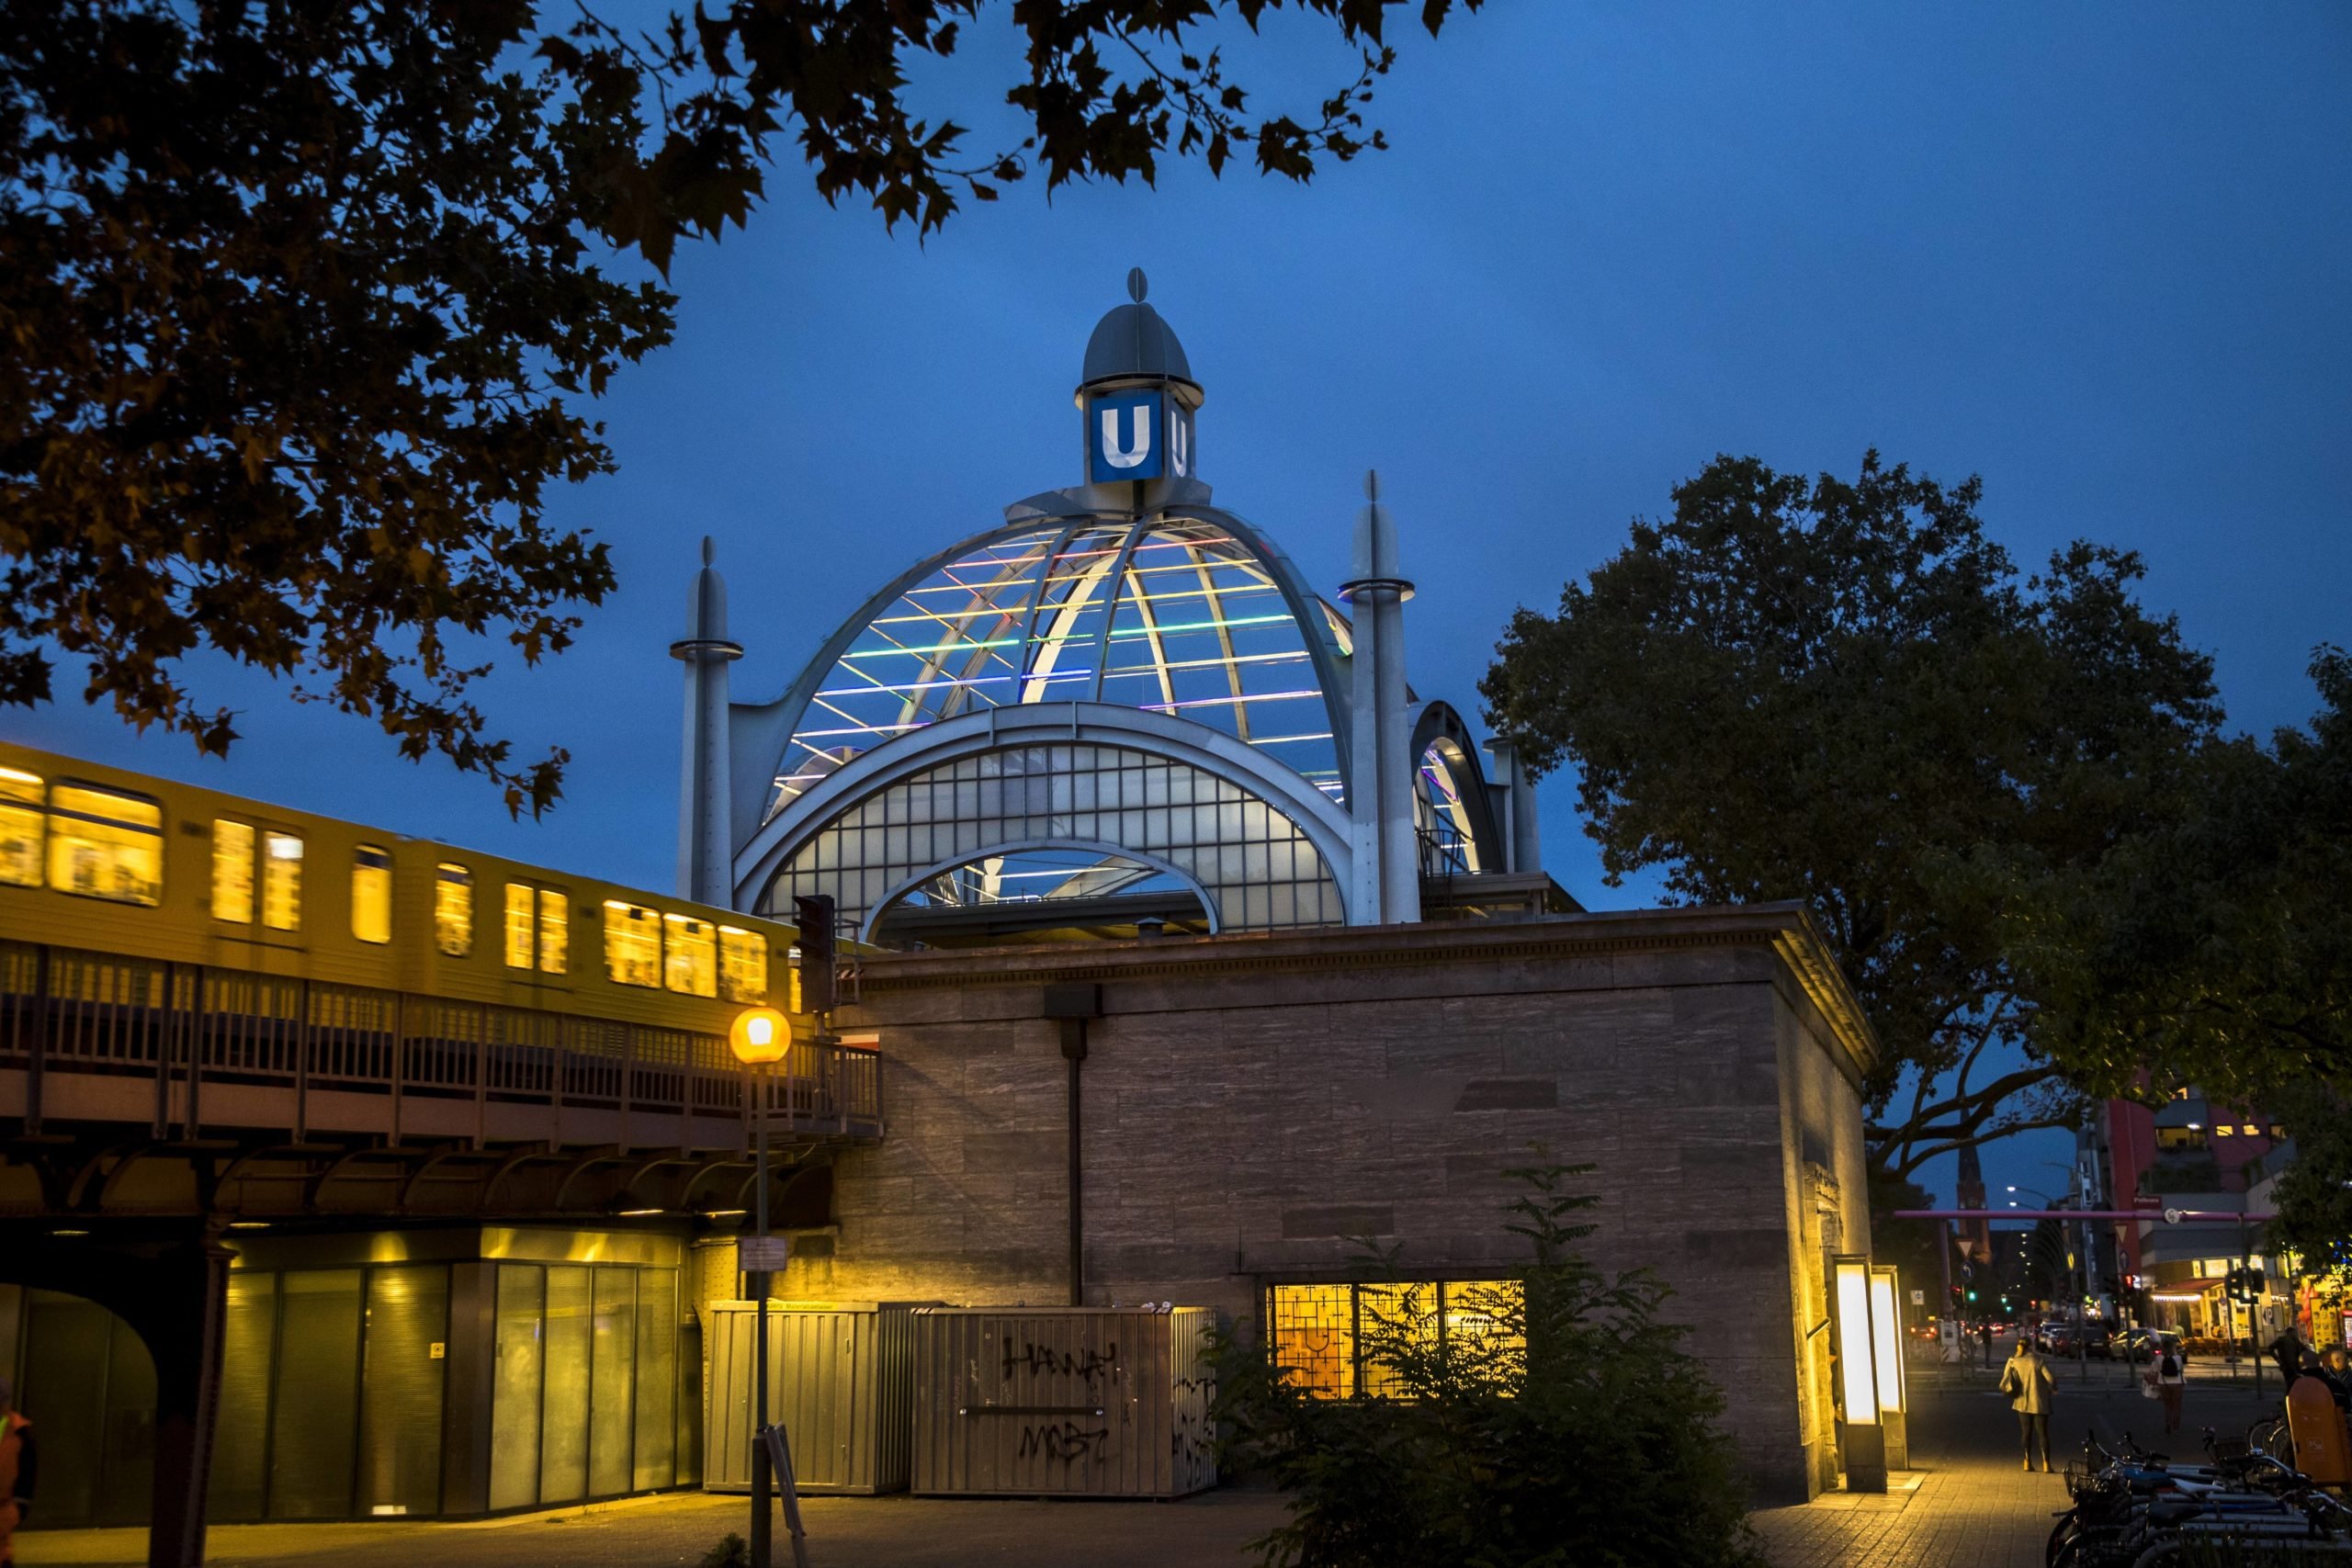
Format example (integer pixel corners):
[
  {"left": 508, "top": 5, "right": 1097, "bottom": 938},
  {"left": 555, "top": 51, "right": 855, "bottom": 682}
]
[{"left": 729, "top": 1007, "right": 790, "bottom": 1568}]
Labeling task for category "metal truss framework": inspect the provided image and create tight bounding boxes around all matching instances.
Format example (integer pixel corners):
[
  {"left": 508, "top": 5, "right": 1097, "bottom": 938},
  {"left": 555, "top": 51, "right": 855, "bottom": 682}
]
[
  {"left": 732, "top": 512, "right": 1510, "bottom": 937},
  {"left": 757, "top": 511, "right": 1358, "bottom": 819},
  {"left": 735, "top": 703, "right": 1354, "bottom": 938}
]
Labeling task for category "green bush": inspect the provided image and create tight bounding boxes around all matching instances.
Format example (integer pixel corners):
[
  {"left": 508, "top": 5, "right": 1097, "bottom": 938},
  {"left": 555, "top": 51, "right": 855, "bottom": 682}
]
[{"left": 1211, "top": 1161, "right": 1769, "bottom": 1568}]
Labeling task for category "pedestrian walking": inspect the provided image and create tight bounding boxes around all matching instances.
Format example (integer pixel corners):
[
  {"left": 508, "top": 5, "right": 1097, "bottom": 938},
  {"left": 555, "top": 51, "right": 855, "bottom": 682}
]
[
  {"left": 2268, "top": 1325, "right": 2313, "bottom": 1387},
  {"left": 2143, "top": 1343, "right": 2187, "bottom": 1434},
  {"left": 2000, "top": 1336, "right": 2059, "bottom": 1472},
  {"left": 0, "top": 1374, "right": 34, "bottom": 1568}
]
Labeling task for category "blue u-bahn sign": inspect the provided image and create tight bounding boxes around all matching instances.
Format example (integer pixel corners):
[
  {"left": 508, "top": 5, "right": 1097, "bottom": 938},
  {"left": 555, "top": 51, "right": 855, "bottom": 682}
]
[{"left": 1087, "top": 389, "right": 1193, "bottom": 484}]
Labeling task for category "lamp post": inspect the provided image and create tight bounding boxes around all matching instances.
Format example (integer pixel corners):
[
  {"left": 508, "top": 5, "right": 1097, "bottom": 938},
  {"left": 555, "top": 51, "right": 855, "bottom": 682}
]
[{"left": 730, "top": 1006, "right": 790, "bottom": 1568}]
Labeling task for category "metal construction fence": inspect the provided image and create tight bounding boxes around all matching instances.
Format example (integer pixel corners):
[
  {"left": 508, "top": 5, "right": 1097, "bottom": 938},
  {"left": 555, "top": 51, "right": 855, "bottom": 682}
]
[{"left": 0, "top": 939, "right": 880, "bottom": 1148}]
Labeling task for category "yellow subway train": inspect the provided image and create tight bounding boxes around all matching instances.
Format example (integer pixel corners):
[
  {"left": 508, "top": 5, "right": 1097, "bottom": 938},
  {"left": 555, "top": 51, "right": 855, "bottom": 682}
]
[{"left": 0, "top": 739, "right": 801, "bottom": 1033}]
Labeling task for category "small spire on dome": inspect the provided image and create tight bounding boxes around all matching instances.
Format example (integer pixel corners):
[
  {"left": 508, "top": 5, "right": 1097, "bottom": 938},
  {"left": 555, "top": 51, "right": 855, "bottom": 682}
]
[
  {"left": 1363, "top": 469, "right": 1380, "bottom": 502},
  {"left": 1127, "top": 266, "right": 1148, "bottom": 304},
  {"left": 701, "top": 535, "right": 715, "bottom": 566}
]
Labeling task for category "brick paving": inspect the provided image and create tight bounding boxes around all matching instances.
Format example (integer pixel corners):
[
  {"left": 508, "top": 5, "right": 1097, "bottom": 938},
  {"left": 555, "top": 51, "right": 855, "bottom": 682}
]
[
  {"left": 1753, "top": 1365, "right": 2279, "bottom": 1568},
  {"left": 17, "top": 1363, "right": 2284, "bottom": 1568}
]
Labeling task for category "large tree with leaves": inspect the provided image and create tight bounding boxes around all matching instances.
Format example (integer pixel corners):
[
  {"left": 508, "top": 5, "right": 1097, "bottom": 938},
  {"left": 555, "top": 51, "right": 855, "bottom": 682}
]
[
  {"left": 0, "top": 0, "right": 1477, "bottom": 813},
  {"left": 1479, "top": 451, "right": 2222, "bottom": 1180},
  {"left": 2017, "top": 647, "right": 2350, "bottom": 1106}
]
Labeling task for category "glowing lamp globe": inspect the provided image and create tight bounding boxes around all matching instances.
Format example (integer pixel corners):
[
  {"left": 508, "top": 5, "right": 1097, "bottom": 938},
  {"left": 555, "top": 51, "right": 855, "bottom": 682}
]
[{"left": 729, "top": 1007, "right": 791, "bottom": 1066}]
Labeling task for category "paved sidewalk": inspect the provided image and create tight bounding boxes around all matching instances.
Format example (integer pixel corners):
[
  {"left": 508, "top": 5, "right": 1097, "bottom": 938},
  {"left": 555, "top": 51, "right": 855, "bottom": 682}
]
[
  {"left": 17, "top": 1367, "right": 2282, "bottom": 1568},
  {"left": 1754, "top": 1371, "right": 2278, "bottom": 1568},
  {"left": 17, "top": 1489, "right": 1292, "bottom": 1568}
]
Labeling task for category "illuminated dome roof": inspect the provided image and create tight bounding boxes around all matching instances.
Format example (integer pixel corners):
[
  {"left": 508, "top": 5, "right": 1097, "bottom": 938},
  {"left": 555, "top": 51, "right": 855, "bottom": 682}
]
[
  {"left": 760, "top": 508, "right": 1355, "bottom": 825},
  {"left": 715, "top": 273, "right": 1535, "bottom": 944}
]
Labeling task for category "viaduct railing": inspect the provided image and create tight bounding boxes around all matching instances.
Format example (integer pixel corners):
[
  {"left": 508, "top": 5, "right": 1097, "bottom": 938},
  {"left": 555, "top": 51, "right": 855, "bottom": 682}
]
[{"left": 0, "top": 940, "right": 881, "bottom": 1153}]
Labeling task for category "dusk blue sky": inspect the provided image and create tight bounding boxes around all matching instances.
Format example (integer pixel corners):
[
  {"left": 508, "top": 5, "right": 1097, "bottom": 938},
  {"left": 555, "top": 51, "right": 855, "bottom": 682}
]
[{"left": 12, "top": 3, "right": 2348, "bottom": 1209}]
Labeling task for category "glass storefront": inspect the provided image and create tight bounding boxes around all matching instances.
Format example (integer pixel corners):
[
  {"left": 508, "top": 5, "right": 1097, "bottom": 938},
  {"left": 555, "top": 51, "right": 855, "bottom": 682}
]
[{"left": 0, "top": 1235, "right": 698, "bottom": 1526}]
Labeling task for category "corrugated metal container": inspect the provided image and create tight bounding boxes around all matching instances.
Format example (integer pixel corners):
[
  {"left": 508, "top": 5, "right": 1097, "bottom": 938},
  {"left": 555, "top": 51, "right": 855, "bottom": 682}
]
[
  {"left": 705, "top": 1301, "right": 922, "bottom": 1495},
  {"left": 910, "top": 1307, "right": 1216, "bottom": 1498}
]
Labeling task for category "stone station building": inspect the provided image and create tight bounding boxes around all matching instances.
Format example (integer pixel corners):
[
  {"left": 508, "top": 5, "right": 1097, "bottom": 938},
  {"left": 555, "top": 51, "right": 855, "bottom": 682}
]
[{"left": 670, "top": 274, "right": 1884, "bottom": 1503}]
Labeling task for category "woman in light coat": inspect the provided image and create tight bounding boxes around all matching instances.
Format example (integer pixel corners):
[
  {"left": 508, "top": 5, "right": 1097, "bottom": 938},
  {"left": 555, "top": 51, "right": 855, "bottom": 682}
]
[{"left": 2000, "top": 1337, "right": 2059, "bottom": 1472}]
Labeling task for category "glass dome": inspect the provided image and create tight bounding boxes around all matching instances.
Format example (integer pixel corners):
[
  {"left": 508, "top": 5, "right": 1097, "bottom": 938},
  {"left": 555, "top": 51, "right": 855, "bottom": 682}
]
[{"left": 766, "top": 510, "right": 1355, "bottom": 822}]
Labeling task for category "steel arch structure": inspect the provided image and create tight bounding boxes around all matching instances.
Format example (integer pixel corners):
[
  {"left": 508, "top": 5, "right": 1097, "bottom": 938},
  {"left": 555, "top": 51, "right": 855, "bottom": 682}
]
[
  {"left": 729, "top": 507, "right": 1358, "bottom": 841},
  {"left": 731, "top": 702, "right": 1355, "bottom": 935}
]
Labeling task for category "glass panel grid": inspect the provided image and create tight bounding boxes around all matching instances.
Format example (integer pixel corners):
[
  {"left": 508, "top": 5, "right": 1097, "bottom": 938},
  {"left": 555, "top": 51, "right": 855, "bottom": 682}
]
[
  {"left": 770, "top": 516, "right": 1349, "bottom": 820},
  {"left": 761, "top": 742, "right": 1342, "bottom": 936},
  {"left": 1267, "top": 1280, "right": 1528, "bottom": 1401}
]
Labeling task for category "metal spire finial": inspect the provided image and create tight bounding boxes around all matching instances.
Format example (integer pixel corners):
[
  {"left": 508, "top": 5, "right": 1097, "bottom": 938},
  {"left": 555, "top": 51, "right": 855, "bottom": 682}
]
[
  {"left": 1363, "top": 469, "right": 1380, "bottom": 502},
  {"left": 700, "top": 535, "right": 715, "bottom": 566},
  {"left": 1126, "top": 266, "right": 1148, "bottom": 304}
]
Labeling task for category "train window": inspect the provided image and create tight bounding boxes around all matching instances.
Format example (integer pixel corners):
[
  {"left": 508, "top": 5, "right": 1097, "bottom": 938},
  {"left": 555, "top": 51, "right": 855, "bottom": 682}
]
[
  {"left": 503, "top": 882, "right": 569, "bottom": 973},
  {"left": 718, "top": 926, "right": 766, "bottom": 1004},
  {"left": 351, "top": 845, "right": 392, "bottom": 943},
  {"left": 46, "top": 783, "right": 163, "bottom": 905},
  {"left": 504, "top": 882, "right": 533, "bottom": 967},
  {"left": 0, "top": 768, "right": 42, "bottom": 887},
  {"left": 663, "top": 914, "right": 716, "bottom": 998},
  {"left": 262, "top": 831, "right": 303, "bottom": 930},
  {"left": 537, "top": 888, "right": 568, "bottom": 975},
  {"left": 435, "top": 863, "right": 473, "bottom": 957},
  {"left": 211, "top": 820, "right": 255, "bottom": 921},
  {"left": 604, "top": 901, "right": 662, "bottom": 988}
]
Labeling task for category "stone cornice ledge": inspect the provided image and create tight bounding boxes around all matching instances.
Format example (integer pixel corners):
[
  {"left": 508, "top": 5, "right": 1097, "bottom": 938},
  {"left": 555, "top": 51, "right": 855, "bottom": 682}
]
[{"left": 851, "top": 903, "right": 1882, "bottom": 1083}]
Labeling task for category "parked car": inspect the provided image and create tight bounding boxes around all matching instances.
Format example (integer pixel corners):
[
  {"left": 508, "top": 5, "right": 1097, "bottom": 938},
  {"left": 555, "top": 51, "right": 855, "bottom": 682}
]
[{"left": 2117, "top": 1327, "right": 2187, "bottom": 1364}]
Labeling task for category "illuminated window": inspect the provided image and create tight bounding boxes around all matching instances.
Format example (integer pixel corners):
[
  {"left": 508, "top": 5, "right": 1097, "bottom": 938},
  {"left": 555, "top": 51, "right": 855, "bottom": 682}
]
[
  {"left": 2214, "top": 1124, "right": 2234, "bottom": 1137},
  {"left": 211, "top": 820, "right": 254, "bottom": 921},
  {"left": 0, "top": 768, "right": 42, "bottom": 886},
  {"left": 2267, "top": 1123, "right": 2285, "bottom": 1140},
  {"left": 2156, "top": 1125, "right": 2207, "bottom": 1151},
  {"left": 502, "top": 882, "right": 569, "bottom": 973},
  {"left": 2242, "top": 1124, "right": 2258, "bottom": 1137},
  {"left": 664, "top": 913, "right": 716, "bottom": 997},
  {"left": 504, "top": 883, "right": 535, "bottom": 968},
  {"left": 435, "top": 863, "right": 472, "bottom": 957},
  {"left": 537, "top": 888, "right": 569, "bottom": 974},
  {"left": 718, "top": 926, "right": 767, "bottom": 1004},
  {"left": 1268, "top": 1283, "right": 1356, "bottom": 1398},
  {"left": 351, "top": 845, "right": 392, "bottom": 943},
  {"left": 604, "top": 901, "right": 662, "bottom": 988},
  {"left": 261, "top": 831, "right": 302, "bottom": 930},
  {"left": 1266, "top": 1280, "right": 1525, "bottom": 1400},
  {"left": 47, "top": 783, "right": 163, "bottom": 905}
]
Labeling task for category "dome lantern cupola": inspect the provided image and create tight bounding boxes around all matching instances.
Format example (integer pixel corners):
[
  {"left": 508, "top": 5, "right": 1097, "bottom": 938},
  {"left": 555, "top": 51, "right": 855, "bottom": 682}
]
[{"left": 1077, "top": 268, "right": 1203, "bottom": 488}]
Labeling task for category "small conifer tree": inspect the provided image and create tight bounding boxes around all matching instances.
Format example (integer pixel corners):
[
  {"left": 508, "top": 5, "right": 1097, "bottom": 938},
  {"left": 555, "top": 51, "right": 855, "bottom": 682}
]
[{"left": 1211, "top": 1160, "right": 1770, "bottom": 1568}]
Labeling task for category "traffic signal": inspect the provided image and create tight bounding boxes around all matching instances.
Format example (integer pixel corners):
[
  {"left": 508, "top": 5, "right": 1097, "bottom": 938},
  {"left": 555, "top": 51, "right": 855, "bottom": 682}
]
[
  {"left": 2225, "top": 1267, "right": 2246, "bottom": 1302},
  {"left": 793, "top": 894, "right": 837, "bottom": 1014},
  {"left": 2249, "top": 1267, "right": 2266, "bottom": 1298},
  {"left": 1966, "top": 1288, "right": 1979, "bottom": 1303}
]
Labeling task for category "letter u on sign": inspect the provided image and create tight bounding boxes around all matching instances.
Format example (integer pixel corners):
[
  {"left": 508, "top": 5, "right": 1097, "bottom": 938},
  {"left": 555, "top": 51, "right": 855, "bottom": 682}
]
[
  {"left": 1101, "top": 406, "right": 1150, "bottom": 468},
  {"left": 1087, "top": 389, "right": 1165, "bottom": 482}
]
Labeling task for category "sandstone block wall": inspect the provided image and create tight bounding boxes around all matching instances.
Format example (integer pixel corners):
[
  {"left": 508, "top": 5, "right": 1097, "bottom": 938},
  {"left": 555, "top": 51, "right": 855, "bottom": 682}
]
[{"left": 760, "top": 907, "right": 1874, "bottom": 1502}]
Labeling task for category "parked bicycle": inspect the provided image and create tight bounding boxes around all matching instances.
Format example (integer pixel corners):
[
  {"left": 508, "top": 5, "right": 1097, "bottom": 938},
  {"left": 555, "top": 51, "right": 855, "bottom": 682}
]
[{"left": 2046, "top": 1427, "right": 2352, "bottom": 1566}]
